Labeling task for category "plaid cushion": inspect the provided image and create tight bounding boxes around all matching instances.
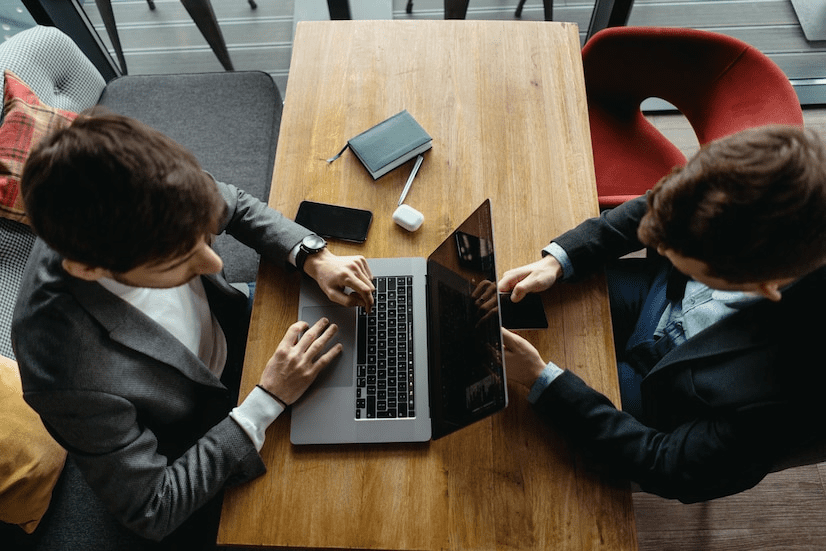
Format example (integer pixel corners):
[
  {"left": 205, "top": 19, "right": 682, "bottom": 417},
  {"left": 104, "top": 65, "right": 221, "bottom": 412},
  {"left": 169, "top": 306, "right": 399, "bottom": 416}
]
[{"left": 0, "top": 70, "right": 77, "bottom": 225}]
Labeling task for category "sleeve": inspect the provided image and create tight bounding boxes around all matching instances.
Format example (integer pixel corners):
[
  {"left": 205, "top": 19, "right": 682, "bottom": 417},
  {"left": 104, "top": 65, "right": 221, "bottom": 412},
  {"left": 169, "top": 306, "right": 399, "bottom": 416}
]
[
  {"left": 526, "top": 362, "right": 566, "bottom": 402},
  {"left": 229, "top": 385, "right": 286, "bottom": 451},
  {"left": 534, "top": 370, "right": 781, "bottom": 503},
  {"left": 24, "top": 388, "right": 267, "bottom": 541},
  {"left": 552, "top": 194, "right": 651, "bottom": 280},
  {"left": 212, "top": 178, "right": 313, "bottom": 266}
]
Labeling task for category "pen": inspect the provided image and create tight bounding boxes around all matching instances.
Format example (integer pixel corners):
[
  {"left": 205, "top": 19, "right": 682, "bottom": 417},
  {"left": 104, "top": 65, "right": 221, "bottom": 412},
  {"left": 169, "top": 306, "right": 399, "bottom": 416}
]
[{"left": 398, "top": 155, "right": 424, "bottom": 206}]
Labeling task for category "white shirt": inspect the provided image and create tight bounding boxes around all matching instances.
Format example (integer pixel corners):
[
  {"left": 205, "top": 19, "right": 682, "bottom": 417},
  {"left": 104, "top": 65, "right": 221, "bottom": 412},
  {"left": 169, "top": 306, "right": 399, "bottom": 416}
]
[{"left": 98, "top": 277, "right": 228, "bottom": 376}]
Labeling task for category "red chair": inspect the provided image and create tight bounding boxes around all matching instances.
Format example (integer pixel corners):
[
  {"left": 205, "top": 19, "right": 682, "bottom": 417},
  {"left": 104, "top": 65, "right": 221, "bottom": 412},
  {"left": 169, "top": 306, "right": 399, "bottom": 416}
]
[{"left": 583, "top": 27, "right": 804, "bottom": 209}]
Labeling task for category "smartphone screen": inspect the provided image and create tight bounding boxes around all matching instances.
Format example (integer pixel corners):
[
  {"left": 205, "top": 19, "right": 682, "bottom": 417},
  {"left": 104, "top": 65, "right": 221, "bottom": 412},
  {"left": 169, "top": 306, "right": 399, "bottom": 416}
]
[
  {"left": 294, "top": 201, "right": 373, "bottom": 243},
  {"left": 499, "top": 292, "right": 549, "bottom": 330}
]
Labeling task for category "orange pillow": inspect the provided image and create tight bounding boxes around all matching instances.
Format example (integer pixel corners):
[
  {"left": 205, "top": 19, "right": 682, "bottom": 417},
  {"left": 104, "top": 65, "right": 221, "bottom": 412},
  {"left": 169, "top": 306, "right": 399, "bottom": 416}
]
[
  {"left": 0, "top": 355, "right": 67, "bottom": 533},
  {"left": 0, "top": 70, "right": 77, "bottom": 225}
]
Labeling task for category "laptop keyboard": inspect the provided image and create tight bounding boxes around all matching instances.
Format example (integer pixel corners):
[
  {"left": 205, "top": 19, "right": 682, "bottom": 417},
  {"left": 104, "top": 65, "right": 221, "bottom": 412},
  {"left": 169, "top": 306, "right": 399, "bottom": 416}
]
[{"left": 355, "top": 276, "right": 415, "bottom": 420}]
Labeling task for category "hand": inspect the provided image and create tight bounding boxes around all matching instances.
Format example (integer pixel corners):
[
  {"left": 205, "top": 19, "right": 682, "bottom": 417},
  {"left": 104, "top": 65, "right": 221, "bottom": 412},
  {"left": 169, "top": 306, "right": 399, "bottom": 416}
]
[
  {"left": 497, "top": 255, "right": 563, "bottom": 303},
  {"left": 501, "top": 328, "right": 551, "bottom": 388},
  {"left": 258, "top": 318, "right": 342, "bottom": 405},
  {"left": 471, "top": 279, "right": 499, "bottom": 326},
  {"left": 303, "top": 248, "right": 375, "bottom": 312}
]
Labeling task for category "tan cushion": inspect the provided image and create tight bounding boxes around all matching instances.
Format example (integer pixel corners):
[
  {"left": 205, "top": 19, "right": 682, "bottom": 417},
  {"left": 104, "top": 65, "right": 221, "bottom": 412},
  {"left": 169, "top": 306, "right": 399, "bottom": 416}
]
[{"left": 0, "top": 355, "right": 67, "bottom": 533}]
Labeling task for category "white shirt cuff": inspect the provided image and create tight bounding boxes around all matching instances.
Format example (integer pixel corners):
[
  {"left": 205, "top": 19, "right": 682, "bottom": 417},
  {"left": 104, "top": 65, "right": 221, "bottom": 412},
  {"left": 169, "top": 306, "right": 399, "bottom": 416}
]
[
  {"left": 526, "top": 362, "right": 565, "bottom": 403},
  {"left": 542, "top": 242, "right": 574, "bottom": 280},
  {"left": 287, "top": 243, "right": 301, "bottom": 267},
  {"left": 229, "top": 385, "right": 285, "bottom": 451}
]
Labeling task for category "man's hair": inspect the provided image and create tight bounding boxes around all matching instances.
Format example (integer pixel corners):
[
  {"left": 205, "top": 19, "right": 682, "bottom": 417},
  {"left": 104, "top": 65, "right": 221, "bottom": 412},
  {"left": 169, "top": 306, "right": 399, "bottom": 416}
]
[
  {"left": 21, "top": 109, "right": 227, "bottom": 273},
  {"left": 637, "top": 124, "right": 826, "bottom": 283}
]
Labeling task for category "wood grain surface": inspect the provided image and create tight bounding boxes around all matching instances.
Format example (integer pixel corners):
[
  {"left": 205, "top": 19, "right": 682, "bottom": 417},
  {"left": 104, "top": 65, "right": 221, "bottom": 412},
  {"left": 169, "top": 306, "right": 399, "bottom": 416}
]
[{"left": 218, "top": 20, "right": 636, "bottom": 550}]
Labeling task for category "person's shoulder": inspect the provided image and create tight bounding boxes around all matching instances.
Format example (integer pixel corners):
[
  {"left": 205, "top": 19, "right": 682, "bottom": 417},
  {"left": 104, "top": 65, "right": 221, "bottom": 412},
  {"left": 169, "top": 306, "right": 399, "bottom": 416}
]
[
  {"left": 15, "top": 239, "right": 75, "bottom": 307},
  {"left": 13, "top": 239, "right": 97, "bottom": 349}
]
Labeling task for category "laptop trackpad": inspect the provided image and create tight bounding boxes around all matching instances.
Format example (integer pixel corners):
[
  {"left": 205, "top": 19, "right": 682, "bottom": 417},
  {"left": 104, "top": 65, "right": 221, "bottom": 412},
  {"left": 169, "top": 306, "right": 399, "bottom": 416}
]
[{"left": 300, "top": 306, "right": 356, "bottom": 388}]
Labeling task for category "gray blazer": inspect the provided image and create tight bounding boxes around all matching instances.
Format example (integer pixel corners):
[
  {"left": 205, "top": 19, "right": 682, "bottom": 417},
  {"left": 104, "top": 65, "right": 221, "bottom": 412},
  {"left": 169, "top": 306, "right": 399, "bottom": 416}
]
[{"left": 12, "top": 181, "right": 312, "bottom": 541}]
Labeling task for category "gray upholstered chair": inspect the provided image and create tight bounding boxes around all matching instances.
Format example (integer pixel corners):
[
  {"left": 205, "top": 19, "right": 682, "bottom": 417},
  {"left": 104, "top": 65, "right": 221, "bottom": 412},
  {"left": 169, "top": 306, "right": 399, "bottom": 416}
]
[
  {"left": 0, "top": 26, "right": 106, "bottom": 360},
  {"left": 0, "top": 25, "right": 282, "bottom": 360}
]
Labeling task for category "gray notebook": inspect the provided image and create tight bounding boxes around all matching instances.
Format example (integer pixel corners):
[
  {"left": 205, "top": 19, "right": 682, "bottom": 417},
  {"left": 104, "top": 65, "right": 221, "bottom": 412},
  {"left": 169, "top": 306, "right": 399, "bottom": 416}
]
[
  {"left": 291, "top": 199, "right": 508, "bottom": 444},
  {"left": 328, "top": 110, "right": 433, "bottom": 179}
]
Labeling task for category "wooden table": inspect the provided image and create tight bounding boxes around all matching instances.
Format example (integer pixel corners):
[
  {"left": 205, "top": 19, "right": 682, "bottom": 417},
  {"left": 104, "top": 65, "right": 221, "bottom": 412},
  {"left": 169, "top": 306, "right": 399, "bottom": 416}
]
[{"left": 218, "top": 20, "right": 637, "bottom": 550}]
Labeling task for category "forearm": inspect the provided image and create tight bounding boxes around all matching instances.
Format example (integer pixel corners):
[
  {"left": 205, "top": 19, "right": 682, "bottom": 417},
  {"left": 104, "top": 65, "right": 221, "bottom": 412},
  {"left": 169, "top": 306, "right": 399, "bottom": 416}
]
[
  {"left": 70, "top": 416, "right": 266, "bottom": 541},
  {"left": 214, "top": 179, "right": 311, "bottom": 265},
  {"left": 532, "top": 370, "right": 773, "bottom": 502},
  {"left": 31, "top": 385, "right": 266, "bottom": 541},
  {"left": 552, "top": 194, "right": 650, "bottom": 279}
]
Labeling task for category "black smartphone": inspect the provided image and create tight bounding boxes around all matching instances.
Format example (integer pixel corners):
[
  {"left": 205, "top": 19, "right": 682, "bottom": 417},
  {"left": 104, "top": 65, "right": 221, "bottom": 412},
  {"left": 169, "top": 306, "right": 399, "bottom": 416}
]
[
  {"left": 294, "top": 201, "right": 373, "bottom": 243},
  {"left": 499, "top": 292, "right": 549, "bottom": 330}
]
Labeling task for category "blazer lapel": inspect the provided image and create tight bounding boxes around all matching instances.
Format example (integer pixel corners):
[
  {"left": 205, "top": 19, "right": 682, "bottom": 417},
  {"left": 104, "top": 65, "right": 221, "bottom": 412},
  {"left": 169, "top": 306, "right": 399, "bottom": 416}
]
[
  {"left": 67, "top": 276, "right": 226, "bottom": 390},
  {"left": 648, "top": 300, "right": 773, "bottom": 376}
]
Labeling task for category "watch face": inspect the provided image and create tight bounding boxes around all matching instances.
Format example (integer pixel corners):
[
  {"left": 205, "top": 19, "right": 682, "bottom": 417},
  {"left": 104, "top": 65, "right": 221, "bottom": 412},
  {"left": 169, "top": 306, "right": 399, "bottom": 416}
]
[{"left": 303, "top": 235, "right": 326, "bottom": 251}]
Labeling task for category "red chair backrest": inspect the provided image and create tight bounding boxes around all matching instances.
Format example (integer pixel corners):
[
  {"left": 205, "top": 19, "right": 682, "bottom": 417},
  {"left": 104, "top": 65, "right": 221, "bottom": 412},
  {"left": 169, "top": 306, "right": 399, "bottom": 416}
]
[{"left": 583, "top": 27, "right": 804, "bottom": 208}]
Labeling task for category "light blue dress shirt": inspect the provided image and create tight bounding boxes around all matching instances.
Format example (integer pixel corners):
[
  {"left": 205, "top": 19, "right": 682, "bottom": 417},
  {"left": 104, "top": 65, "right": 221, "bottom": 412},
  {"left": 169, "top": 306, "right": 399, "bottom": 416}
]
[{"left": 526, "top": 243, "right": 759, "bottom": 404}]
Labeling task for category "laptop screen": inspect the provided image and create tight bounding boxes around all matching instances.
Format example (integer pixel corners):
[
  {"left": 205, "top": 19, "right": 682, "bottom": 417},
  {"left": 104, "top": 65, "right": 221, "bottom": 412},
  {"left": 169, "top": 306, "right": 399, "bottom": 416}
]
[{"left": 426, "top": 199, "right": 507, "bottom": 439}]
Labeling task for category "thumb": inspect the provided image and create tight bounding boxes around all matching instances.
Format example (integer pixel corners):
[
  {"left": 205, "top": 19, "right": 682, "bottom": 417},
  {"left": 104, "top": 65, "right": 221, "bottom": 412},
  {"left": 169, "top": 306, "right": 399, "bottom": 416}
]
[{"left": 510, "top": 282, "right": 527, "bottom": 303}]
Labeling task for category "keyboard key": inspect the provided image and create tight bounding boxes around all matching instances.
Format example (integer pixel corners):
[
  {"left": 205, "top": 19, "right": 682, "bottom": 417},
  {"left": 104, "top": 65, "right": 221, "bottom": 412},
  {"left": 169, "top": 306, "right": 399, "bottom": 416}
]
[{"left": 357, "top": 314, "right": 367, "bottom": 364}]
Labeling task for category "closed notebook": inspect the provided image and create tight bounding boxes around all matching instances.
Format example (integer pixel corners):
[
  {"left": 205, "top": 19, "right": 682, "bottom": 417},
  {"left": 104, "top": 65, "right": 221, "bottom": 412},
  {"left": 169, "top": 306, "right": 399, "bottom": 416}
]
[{"left": 328, "top": 110, "right": 432, "bottom": 179}]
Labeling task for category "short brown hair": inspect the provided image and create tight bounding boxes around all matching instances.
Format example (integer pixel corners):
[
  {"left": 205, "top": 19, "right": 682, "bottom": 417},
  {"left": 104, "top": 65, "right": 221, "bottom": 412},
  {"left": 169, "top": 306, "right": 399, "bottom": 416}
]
[
  {"left": 638, "top": 125, "right": 826, "bottom": 283},
  {"left": 21, "top": 109, "right": 227, "bottom": 272}
]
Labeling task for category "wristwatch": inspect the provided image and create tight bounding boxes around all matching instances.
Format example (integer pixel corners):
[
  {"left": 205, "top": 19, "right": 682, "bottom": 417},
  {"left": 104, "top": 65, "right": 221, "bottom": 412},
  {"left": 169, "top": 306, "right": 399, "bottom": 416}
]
[{"left": 295, "top": 234, "right": 327, "bottom": 273}]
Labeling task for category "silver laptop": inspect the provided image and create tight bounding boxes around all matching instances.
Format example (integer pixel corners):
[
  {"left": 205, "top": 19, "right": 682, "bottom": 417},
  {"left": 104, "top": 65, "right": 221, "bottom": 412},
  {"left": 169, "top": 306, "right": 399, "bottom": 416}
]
[{"left": 291, "top": 199, "right": 507, "bottom": 444}]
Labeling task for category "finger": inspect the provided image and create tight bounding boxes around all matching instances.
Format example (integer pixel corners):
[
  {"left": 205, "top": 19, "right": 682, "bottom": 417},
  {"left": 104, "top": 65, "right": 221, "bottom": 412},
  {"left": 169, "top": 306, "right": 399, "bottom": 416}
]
[
  {"left": 501, "top": 327, "right": 514, "bottom": 345},
  {"left": 325, "top": 287, "right": 360, "bottom": 308},
  {"left": 302, "top": 320, "right": 339, "bottom": 355},
  {"left": 353, "top": 293, "right": 375, "bottom": 314},
  {"left": 476, "top": 308, "right": 496, "bottom": 327},
  {"left": 346, "top": 276, "right": 375, "bottom": 309},
  {"left": 281, "top": 321, "right": 310, "bottom": 346},
  {"left": 510, "top": 287, "right": 525, "bottom": 303},
  {"left": 345, "top": 291, "right": 373, "bottom": 312},
  {"left": 472, "top": 282, "right": 495, "bottom": 301},
  {"left": 312, "top": 342, "right": 344, "bottom": 371},
  {"left": 356, "top": 255, "right": 373, "bottom": 278},
  {"left": 305, "top": 334, "right": 342, "bottom": 380},
  {"left": 332, "top": 290, "right": 365, "bottom": 310},
  {"left": 296, "top": 318, "right": 333, "bottom": 351},
  {"left": 498, "top": 268, "right": 528, "bottom": 294},
  {"left": 511, "top": 275, "right": 544, "bottom": 303},
  {"left": 500, "top": 327, "right": 523, "bottom": 349},
  {"left": 353, "top": 256, "right": 374, "bottom": 282}
]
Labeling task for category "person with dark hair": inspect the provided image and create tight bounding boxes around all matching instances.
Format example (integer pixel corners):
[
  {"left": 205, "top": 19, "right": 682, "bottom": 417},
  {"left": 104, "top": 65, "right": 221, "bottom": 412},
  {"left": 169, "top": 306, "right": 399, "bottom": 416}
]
[
  {"left": 497, "top": 124, "right": 826, "bottom": 502},
  {"left": 12, "top": 111, "right": 375, "bottom": 547}
]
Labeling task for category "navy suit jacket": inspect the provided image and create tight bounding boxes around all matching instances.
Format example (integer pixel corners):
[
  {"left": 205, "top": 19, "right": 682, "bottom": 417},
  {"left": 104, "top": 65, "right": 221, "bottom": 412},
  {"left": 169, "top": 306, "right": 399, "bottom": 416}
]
[
  {"left": 538, "top": 195, "right": 826, "bottom": 502},
  {"left": 12, "top": 181, "right": 312, "bottom": 540}
]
